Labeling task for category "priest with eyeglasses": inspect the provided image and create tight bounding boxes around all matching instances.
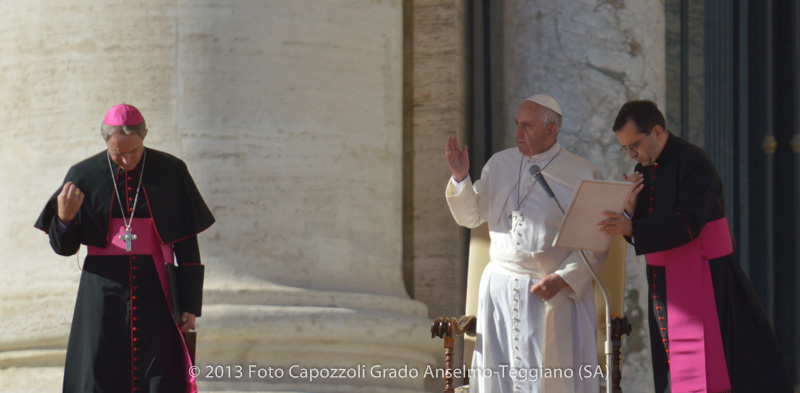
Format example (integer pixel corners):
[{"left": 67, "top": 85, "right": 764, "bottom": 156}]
[{"left": 600, "top": 100, "right": 791, "bottom": 393}]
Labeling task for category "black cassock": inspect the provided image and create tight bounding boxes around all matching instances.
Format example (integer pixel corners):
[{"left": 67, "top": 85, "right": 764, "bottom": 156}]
[
  {"left": 35, "top": 148, "right": 214, "bottom": 393},
  {"left": 627, "top": 133, "right": 791, "bottom": 392}
]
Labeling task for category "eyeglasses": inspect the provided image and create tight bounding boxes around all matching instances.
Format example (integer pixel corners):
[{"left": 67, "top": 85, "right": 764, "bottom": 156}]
[{"left": 619, "top": 133, "right": 652, "bottom": 153}]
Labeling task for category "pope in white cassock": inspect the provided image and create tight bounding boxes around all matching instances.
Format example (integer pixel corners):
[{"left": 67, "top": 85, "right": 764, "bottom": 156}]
[{"left": 445, "top": 94, "right": 605, "bottom": 392}]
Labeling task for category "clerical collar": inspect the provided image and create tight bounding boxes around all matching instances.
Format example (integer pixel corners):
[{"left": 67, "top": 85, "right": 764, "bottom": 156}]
[
  {"left": 526, "top": 140, "right": 562, "bottom": 162},
  {"left": 109, "top": 151, "right": 146, "bottom": 173}
]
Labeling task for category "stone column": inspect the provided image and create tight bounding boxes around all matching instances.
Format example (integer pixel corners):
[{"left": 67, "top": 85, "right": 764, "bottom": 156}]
[
  {"left": 0, "top": 1, "right": 438, "bottom": 392},
  {"left": 491, "top": 1, "right": 665, "bottom": 391}
]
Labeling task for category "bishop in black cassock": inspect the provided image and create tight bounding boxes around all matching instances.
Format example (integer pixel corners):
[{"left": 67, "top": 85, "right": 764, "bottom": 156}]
[
  {"left": 601, "top": 100, "right": 791, "bottom": 393},
  {"left": 35, "top": 104, "right": 215, "bottom": 393}
]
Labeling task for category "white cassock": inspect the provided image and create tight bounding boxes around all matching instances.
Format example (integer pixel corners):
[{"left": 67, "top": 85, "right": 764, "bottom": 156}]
[{"left": 446, "top": 141, "right": 606, "bottom": 393}]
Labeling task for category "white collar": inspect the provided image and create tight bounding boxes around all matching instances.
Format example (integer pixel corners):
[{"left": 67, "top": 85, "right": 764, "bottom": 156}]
[{"left": 527, "top": 140, "right": 561, "bottom": 162}]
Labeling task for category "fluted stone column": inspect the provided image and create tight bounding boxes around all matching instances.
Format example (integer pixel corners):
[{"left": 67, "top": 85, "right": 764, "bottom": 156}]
[
  {"left": 0, "top": 1, "right": 439, "bottom": 392},
  {"left": 490, "top": 1, "right": 665, "bottom": 391}
]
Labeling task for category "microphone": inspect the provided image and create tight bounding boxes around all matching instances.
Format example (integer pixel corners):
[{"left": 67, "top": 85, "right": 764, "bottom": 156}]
[
  {"left": 529, "top": 165, "right": 555, "bottom": 199},
  {"left": 530, "top": 165, "right": 613, "bottom": 392}
]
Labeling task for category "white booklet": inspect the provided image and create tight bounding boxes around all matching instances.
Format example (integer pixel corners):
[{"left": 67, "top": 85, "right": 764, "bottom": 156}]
[{"left": 552, "top": 179, "right": 635, "bottom": 252}]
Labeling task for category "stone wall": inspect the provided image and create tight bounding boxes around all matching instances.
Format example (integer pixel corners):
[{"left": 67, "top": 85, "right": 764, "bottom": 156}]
[
  {"left": 404, "top": 0, "right": 469, "bottom": 326},
  {"left": 404, "top": 1, "right": 471, "bottom": 389}
]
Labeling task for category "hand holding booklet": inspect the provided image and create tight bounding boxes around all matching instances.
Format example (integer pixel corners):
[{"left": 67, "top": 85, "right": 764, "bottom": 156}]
[{"left": 552, "top": 179, "right": 635, "bottom": 252}]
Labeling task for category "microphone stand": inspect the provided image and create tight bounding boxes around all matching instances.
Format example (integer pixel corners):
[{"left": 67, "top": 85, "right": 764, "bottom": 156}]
[{"left": 533, "top": 171, "right": 613, "bottom": 393}]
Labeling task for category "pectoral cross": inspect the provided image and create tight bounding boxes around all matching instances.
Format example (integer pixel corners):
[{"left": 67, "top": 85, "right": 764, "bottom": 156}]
[
  {"left": 510, "top": 210, "right": 523, "bottom": 232},
  {"left": 119, "top": 226, "right": 138, "bottom": 253}
]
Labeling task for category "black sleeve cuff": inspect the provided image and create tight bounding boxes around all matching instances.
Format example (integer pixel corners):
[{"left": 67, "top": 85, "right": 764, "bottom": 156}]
[
  {"left": 49, "top": 215, "right": 80, "bottom": 256},
  {"left": 177, "top": 264, "right": 205, "bottom": 316}
]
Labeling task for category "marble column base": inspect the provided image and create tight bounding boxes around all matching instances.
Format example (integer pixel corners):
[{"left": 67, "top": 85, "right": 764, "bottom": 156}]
[{"left": 195, "top": 288, "right": 440, "bottom": 392}]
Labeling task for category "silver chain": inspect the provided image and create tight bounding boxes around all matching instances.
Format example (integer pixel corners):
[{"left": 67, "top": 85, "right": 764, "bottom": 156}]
[
  {"left": 515, "top": 146, "right": 561, "bottom": 211},
  {"left": 106, "top": 148, "right": 147, "bottom": 229}
]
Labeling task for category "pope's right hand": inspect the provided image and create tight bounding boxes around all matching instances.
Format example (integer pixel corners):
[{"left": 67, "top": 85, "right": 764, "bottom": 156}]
[
  {"left": 57, "top": 181, "right": 85, "bottom": 226},
  {"left": 445, "top": 136, "right": 469, "bottom": 182}
]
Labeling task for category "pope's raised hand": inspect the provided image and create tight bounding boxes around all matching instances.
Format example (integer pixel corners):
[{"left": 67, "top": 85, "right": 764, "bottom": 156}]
[
  {"left": 621, "top": 171, "right": 644, "bottom": 216},
  {"left": 57, "top": 181, "right": 85, "bottom": 226},
  {"left": 445, "top": 136, "right": 469, "bottom": 182}
]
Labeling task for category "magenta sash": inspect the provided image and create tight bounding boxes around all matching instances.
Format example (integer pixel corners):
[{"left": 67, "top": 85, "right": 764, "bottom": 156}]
[
  {"left": 645, "top": 217, "right": 732, "bottom": 393},
  {"left": 88, "top": 218, "right": 197, "bottom": 393}
]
